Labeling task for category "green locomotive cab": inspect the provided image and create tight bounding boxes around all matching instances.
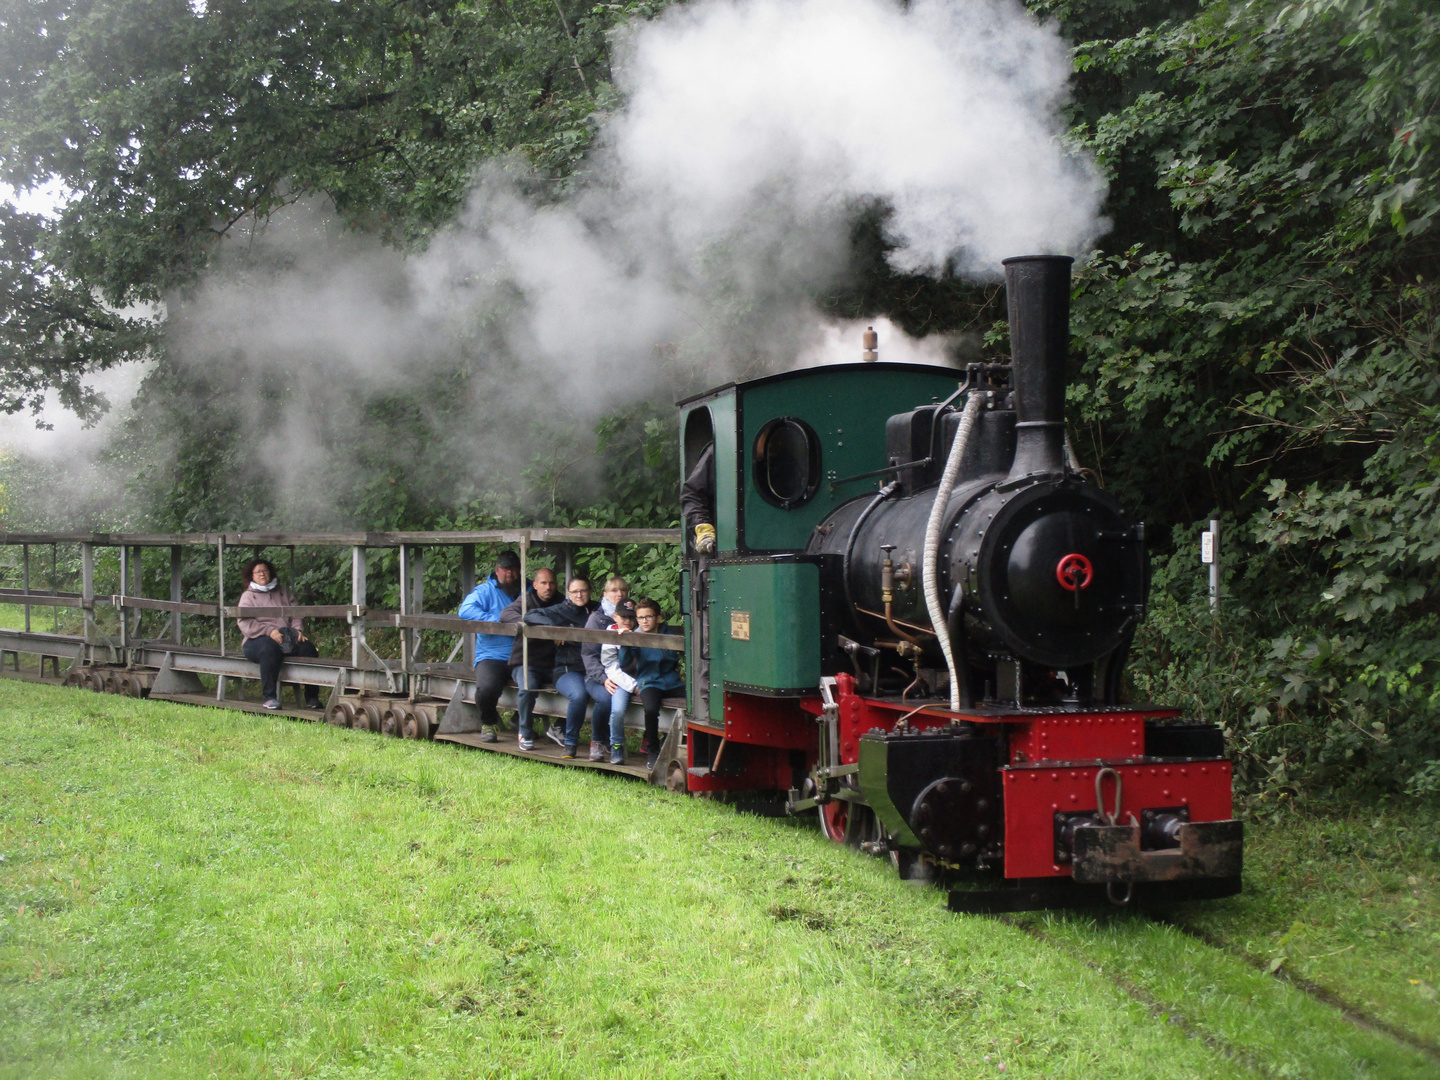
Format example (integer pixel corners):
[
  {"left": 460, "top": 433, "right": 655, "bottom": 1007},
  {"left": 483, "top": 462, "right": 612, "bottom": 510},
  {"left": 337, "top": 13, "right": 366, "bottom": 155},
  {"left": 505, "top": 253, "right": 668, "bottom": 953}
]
[{"left": 678, "top": 364, "right": 963, "bottom": 724}]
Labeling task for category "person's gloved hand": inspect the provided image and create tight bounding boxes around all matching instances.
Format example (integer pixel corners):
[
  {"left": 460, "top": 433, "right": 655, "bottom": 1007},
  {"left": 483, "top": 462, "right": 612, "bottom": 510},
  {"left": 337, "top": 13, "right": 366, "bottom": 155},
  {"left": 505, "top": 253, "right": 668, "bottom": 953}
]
[{"left": 694, "top": 523, "right": 717, "bottom": 554}]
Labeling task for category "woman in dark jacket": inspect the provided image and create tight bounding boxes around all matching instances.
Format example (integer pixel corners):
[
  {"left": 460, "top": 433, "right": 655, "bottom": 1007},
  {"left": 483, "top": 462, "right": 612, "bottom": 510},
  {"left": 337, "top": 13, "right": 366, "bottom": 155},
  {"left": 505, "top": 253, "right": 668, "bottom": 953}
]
[{"left": 520, "top": 577, "right": 598, "bottom": 757}]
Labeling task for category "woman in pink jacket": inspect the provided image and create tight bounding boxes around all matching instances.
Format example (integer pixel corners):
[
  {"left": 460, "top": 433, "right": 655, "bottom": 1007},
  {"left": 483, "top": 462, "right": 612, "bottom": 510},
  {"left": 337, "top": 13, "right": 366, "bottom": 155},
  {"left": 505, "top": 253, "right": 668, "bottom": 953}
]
[{"left": 236, "top": 558, "right": 322, "bottom": 710}]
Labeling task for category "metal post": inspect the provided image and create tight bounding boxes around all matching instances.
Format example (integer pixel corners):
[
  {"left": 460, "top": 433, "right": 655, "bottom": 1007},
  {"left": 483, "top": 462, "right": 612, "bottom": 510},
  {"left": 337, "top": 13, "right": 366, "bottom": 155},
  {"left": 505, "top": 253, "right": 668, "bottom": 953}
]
[
  {"left": 80, "top": 542, "right": 94, "bottom": 661},
  {"left": 170, "top": 546, "right": 183, "bottom": 644},
  {"left": 51, "top": 544, "right": 58, "bottom": 633},
  {"left": 399, "top": 544, "right": 412, "bottom": 673},
  {"left": 411, "top": 546, "right": 424, "bottom": 662},
  {"left": 351, "top": 546, "right": 366, "bottom": 669},
  {"left": 131, "top": 546, "right": 143, "bottom": 638},
  {"left": 119, "top": 543, "right": 129, "bottom": 651},
  {"left": 563, "top": 544, "right": 574, "bottom": 588},
  {"left": 1209, "top": 517, "right": 1221, "bottom": 615},
  {"left": 519, "top": 536, "right": 529, "bottom": 692},
  {"left": 460, "top": 544, "right": 475, "bottom": 667},
  {"left": 217, "top": 537, "right": 226, "bottom": 657},
  {"left": 21, "top": 544, "right": 29, "bottom": 633}
]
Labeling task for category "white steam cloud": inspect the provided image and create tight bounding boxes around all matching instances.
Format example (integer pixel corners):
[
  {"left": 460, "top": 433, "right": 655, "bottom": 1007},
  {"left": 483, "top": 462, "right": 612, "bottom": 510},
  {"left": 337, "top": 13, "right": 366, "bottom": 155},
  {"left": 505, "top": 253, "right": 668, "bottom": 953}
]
[
  {"left": 6, "top": 0, "right": 1106, "bottom": 526},
  {"left": 615, "top": 0, "right": 1104, "bottom": 273}
]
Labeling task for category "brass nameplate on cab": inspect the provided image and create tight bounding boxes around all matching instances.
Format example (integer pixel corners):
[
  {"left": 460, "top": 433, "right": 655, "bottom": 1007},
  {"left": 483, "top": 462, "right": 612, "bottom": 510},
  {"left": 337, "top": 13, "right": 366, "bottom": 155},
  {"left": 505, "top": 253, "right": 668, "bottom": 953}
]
[{"left": 730, "top": 611, "right": 751, "bottom": 641}]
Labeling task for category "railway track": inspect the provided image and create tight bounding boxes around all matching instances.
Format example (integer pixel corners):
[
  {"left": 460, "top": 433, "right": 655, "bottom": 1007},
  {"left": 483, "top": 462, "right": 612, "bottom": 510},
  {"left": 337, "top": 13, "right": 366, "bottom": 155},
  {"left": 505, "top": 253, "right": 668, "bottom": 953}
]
[
  {"left": 995, "top": 907, "right": 1439, "bottom": 1077},
  {"left": 1151, "top": 911, "right": 1440, "bottom": 1063}
]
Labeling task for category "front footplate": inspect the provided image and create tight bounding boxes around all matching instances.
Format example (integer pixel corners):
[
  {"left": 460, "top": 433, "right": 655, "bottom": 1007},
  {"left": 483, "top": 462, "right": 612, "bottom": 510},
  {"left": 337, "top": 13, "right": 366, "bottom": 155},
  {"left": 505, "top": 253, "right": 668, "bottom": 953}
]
[{"left": 1071, "top": 819, "right": 1243, "bottom": 885}]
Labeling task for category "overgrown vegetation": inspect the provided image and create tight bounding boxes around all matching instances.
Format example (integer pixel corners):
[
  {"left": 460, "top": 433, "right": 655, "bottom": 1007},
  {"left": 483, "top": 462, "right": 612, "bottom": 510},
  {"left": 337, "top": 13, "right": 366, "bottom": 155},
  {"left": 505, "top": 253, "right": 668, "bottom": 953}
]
[{"left": 0, "top": 0, "right": 1437, "bottom": 798}]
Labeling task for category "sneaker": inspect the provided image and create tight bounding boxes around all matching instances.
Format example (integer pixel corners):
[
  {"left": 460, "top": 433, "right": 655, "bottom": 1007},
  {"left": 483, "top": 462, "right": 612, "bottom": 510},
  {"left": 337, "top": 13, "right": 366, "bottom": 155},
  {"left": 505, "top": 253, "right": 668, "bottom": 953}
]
[
  {"left": 479, "top": 725, "right": 498, "bottom": 744},
  {"left": 646, "top": 749, "right": 660, "bottom": 771},
  {"left": 562, "top": 744, "right": 578, "bottom": 760},
  {"left": 640, "top": 736, "right": 657, "bottom": 756},
  {"left": 544, "top": 725, "right": 566, "bottom": 747},
  {"left": 263, "top": 698, "right": 281, "bottom": 710},
  {"left": 304, "top": 697, "right": 322, "bottom": 710},
  {"left": 589, "top": 741, "right": 605, "bottom": 762},
  {"left": 518, "top": 735, "right": 535, "bottom": 751},
  {"left": 610, "top": 744, "right": 625, "bottom": 765}
]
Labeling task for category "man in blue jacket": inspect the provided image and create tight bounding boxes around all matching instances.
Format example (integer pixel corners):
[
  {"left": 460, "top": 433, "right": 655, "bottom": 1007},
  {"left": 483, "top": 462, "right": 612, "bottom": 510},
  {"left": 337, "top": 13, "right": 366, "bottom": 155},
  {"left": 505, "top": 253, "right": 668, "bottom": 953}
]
[{"left": 457, "top": 551, "right": 522, "bottom": 743}]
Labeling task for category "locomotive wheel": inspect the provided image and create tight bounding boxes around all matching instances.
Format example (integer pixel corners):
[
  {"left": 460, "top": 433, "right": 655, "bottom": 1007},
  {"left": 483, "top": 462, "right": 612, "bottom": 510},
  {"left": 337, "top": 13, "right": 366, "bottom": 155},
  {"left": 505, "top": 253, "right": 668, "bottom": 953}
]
[
  {"left": 354, "top": 700, "right": 384, "bottom": 733},
  {"left": 330, "top": 699, "right": 357, "bottom": 728},
  {"left": 381, "top": 702, "right": 408, "bottom": 737},
  {"left": 819, "top": 800, "right": 879, "bottom": 849}
]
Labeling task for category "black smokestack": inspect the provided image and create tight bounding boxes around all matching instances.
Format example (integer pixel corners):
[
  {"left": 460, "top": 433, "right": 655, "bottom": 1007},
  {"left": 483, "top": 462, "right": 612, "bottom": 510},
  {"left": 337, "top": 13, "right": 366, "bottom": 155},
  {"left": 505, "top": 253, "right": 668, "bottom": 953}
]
[{"left": 1002, "top": 254, "right": 1073, "bottom": 479}]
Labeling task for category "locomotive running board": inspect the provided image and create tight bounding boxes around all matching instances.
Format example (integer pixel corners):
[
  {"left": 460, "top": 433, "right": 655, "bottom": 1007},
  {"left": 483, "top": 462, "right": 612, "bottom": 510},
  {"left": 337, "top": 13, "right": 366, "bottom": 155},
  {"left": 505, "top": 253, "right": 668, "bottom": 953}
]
[{"left": 947, "top": 875, "right": 1242, "bottom": 914}]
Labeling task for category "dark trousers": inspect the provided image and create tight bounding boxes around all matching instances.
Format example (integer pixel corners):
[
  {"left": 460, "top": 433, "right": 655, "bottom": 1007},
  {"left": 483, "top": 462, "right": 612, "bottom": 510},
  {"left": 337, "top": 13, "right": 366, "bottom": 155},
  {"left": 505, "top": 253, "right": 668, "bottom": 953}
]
[
  {"left": 242, "top": 634, "right": 320, "bottom": 703},
  {"left": 474, "top": 659, "right": 510, "bottom": 727},
  {"left": 640, "top": 686, "right": 669, "bottom": 750}
]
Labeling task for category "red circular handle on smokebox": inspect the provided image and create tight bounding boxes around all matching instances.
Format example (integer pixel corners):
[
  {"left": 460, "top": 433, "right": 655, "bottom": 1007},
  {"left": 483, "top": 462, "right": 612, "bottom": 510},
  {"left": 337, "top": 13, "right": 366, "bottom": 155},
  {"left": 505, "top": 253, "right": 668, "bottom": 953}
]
[{"left": 1056, "top": 553, "right": 1093, "bottom": 592}]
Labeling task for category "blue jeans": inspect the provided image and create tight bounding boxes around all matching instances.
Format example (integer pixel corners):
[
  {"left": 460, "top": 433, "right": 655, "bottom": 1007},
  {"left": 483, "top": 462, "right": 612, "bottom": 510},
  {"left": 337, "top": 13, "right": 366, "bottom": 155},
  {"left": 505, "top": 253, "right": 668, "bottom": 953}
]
[
  {"left": 586, "top": 678, "right": 618, "bottom": 745},
  {"left": 607, "top": 684, "right": 633, "bottom": 746},
  {"left": 514, "top": 665, "right": 589, "bottom": 746},
  {"left": 553, "top": 668, "right": 590, "bottom": 747}
]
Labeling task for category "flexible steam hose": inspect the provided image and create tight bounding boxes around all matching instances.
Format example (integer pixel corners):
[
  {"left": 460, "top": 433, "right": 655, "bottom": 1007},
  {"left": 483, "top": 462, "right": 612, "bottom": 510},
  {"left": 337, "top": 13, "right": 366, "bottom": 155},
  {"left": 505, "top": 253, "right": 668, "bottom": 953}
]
[{"left": 923, "top": 391, "right": 985, "bottom": 710}]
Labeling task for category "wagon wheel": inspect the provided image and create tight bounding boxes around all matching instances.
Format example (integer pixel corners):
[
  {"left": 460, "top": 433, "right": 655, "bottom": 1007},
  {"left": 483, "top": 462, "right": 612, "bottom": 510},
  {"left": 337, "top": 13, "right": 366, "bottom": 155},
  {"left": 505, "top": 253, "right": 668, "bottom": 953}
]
[
  {"left": 330, "top": 699, "right": 357, "bottom": 728},
  {"left": 86, "top": 669, "right": 105, "bottom": 692},
  {"left": 381, "top": 702, "right": 408, "bottom": 738},
  {"left": 354, "top": 700, "right": 385, "bottom": 733},
  {"left": 98, "top": 670, "right": 117, "bottom": 693},
  {"left": 114, "top": 674, "right": 134, "bottom": 697},
  {"left": 403, "top": 704, "right": 433, "bottom": 740},
  {"left": 665, "top": 759, "right": 688, "bottom": 793}
]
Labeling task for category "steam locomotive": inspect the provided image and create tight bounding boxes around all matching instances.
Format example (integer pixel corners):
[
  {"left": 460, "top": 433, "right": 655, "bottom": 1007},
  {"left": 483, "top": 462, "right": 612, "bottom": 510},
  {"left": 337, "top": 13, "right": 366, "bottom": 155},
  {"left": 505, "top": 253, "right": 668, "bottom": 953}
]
[{"left": 676, "top": 256, "right": 1241, "bottom": 911}]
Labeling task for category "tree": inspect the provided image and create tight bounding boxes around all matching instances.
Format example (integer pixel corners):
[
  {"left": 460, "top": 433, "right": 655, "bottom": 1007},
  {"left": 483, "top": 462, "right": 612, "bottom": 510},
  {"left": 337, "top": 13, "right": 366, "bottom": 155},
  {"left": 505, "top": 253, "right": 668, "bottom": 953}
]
[{"left": 0, "top": 0, "right": 650, "bottom": 409}]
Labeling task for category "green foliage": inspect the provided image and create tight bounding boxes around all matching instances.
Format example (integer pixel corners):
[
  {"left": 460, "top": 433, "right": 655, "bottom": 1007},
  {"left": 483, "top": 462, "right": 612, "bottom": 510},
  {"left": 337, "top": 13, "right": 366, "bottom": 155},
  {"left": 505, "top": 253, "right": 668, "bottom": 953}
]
[
  {"left": 1054, "top": 0, "right": 1440, "bottom": 796},
  {"left": 0, "top": 205, "right": 156, "bottom": 421}
]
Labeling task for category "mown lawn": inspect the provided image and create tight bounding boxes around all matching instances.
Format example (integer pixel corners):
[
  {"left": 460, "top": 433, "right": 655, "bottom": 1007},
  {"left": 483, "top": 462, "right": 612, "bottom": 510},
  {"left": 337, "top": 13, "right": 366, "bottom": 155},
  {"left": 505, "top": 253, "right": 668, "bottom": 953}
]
[{"left": 0, "top": 680, "right": 1433, "bottom": 1079}]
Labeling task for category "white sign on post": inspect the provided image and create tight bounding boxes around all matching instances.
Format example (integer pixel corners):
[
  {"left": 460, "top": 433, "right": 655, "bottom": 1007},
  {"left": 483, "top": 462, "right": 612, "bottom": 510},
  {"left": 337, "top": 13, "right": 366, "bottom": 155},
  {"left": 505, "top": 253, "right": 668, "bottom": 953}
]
[{"left": 1200, "top": 530, "right": 1215, "bottom": 564}]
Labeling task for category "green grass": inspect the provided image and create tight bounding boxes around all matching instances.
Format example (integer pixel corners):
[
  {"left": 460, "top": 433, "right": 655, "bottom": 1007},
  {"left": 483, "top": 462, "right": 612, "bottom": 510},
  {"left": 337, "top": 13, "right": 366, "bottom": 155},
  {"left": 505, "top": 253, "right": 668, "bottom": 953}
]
[
  {"left": 1169, "top": 795, "right": 1440, "bottom": 1045},
  {"left": 0, "top": 681, "right": 1434, "bottom": 1078}
]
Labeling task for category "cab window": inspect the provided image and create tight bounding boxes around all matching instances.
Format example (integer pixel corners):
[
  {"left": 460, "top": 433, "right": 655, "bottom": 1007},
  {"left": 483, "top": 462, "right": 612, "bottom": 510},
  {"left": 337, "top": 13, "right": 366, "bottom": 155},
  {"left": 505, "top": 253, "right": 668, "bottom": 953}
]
[{"left": 753, "top": 417, "right": 821, "bottom": 509}]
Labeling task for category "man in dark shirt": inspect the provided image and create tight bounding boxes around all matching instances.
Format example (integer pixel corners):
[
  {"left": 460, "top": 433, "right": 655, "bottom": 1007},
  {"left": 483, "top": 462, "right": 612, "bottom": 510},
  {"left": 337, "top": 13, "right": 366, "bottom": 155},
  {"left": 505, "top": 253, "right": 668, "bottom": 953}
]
[{"left": 518, "top": 577, "right": 598, "bottom": 757}]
